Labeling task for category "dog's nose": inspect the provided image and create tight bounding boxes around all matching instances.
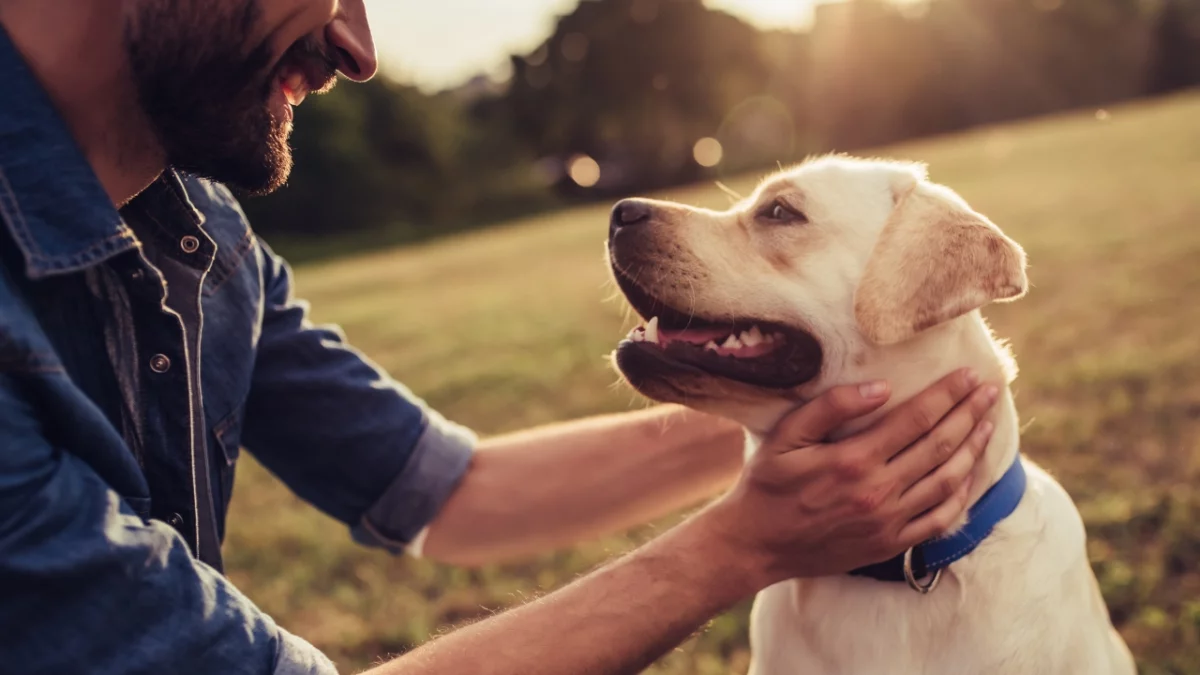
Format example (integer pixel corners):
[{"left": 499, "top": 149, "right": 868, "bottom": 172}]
[{"left": 611, "top": 199, "right": 653, "bottom": 231}]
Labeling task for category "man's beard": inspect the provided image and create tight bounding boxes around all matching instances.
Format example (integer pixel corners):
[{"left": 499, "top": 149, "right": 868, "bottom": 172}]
[{"left": 124, "top": 1, "right": 337, "bottom": 195}]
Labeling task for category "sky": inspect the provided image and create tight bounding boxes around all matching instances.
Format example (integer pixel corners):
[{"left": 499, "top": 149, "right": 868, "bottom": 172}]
[{"left": 367, "top": 0, "right": 822, "bottom": 91}]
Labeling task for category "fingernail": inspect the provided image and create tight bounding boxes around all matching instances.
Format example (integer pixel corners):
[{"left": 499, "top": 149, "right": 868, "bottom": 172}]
[
  {"left": 984, "top": 385, "right": 1000, "bottom": 404},
  {"left": 859, "top": 381, "right": 889, "bottom": 399},
  {"left": 978, "top": 421, "right": 995, "bottom": 439},
  {"left": 963, "top": 369, "right": 980, "bottom": 387}
]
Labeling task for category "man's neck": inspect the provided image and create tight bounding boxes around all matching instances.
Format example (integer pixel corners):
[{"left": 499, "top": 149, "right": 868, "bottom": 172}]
[{"left": 1, "top": 0, "right": 164, "bottom": 206}]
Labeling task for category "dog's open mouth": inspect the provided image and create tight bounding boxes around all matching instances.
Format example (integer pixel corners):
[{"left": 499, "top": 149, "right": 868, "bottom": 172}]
[{"left": 612, "top": 266, "right": 822, "bottom": 390}]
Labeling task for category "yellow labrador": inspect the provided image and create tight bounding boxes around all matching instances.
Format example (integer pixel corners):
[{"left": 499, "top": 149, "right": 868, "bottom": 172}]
[{"left": 606, "top": 156, "right": 1134, "bottom": 674}]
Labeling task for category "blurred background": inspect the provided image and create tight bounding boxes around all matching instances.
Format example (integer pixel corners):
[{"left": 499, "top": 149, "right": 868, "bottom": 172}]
[{"left": 226, "top": 1, "right": 1200, "bottom": 673}]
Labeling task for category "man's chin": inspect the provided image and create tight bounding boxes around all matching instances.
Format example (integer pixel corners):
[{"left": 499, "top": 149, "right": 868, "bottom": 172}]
[{"left": 172, "top": 135, "right": 292, "bottom": 196}]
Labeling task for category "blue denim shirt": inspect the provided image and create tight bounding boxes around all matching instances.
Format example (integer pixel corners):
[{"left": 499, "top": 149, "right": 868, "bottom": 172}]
[{"left": 0, "top": 27, "right": 474, "bottom": 675}]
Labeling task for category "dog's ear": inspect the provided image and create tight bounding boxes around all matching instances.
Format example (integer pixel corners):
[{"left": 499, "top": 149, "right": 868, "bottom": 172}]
[{"left": 854, "top": 177, "right": 1027, "bottom": 345}]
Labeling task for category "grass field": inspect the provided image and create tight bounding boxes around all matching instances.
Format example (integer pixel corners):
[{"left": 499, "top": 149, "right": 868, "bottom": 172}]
[{"left": 225, "top": 91, "right": 1200, "bottom": 674}]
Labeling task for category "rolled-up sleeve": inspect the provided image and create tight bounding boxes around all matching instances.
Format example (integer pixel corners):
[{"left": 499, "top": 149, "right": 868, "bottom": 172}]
[
  {"left": 241, "top": 241, "right": 474, "bottom": 554},
  {"left": 0, "top": 375, "right": 338, "bottom": 675}
]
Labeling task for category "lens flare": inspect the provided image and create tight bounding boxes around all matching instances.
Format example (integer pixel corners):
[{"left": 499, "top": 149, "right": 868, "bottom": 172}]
[
  {"left": 693, "top": 137, "right": 723, "bottom": 167},
  {"left": 568, "top": 154, "right": 601, "bottom": 187}
]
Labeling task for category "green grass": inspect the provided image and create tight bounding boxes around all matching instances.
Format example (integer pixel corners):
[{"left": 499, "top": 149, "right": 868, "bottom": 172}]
[{"left": 225, "top": 91, "right": 1200, "bottom": 674}]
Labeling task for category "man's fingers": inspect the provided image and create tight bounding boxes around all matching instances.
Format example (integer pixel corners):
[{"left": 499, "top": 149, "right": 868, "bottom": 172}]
[
  {"left": 887, "top": 385, "right": 998, "bottom": 485},
  {"left": 865, "top": 369, "right": 985, "bottom": 460},
  {"left": 894, "top": 424, "right": 987, "bottom": 518},
  {"left": 766, "top": 381, "right": 891, "bottom": 452},
  {"left": 895, "top": 476, "right": 973, "bottom": 548}
]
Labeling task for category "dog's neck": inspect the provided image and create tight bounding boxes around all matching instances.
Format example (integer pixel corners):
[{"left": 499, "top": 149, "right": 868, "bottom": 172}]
[{"left": 748, "top": 312, "right": 1020, "bottom": 507}]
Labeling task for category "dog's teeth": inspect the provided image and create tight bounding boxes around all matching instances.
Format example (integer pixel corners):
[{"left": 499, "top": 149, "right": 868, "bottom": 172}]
[
  {"left": 742, "top": 327, "right": 763, "bottom": 347},
  {"left": 630, "top": 328, "right": 644, "bottom": 342},
  {"left": 705, "top": 340, "right": 719, "bottom": 352},
  {"left": 645, "top": 317, "right": 659, "bottom": 344},
  {"left": 722, "top": 334, "right": 743, "bottom": 349}
]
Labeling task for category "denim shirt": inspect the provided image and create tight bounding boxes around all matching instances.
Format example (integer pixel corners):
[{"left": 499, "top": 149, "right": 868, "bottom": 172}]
[{"left": 0, "top": 27, "right": 474, "bottom": 675}]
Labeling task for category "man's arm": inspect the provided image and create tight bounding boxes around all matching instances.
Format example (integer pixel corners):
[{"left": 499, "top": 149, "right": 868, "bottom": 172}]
[
  {"left": 379, "top": 510, "right": 758, "bottom": 675},
  {"left": 0, "top": 374, "right": 336, "bottom": 675},
  {"left": 421, "top": 405, "right": 745, "bottom": 566},
  {"left": 241, "top": 241, "right": 731, "bottom": 563},
  {"left": 368, "top": 371, "right": 998, "bottom": 675}
]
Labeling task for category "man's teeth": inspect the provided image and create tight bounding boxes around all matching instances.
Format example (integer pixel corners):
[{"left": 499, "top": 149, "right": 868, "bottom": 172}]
[{"left": 282, "top": 72, "right": 307, "bottom": 106}]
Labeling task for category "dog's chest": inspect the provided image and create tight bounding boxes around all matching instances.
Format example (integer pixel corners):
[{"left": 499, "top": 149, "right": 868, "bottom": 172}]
[
  {"left": 745, "top": 471, "right": 1126, "bottom": 675},
  {"left": 749, "top": 573, "right": 1007, "bottom": 674}
]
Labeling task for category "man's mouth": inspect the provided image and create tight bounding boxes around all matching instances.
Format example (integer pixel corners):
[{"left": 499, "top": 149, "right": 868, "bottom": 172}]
[
  {"left": 611, "top": 266, "right": 822, "bottom": 390},
  {"left": 271, "top": 38, "right": 339, "bottom": 113},
  {"left": 279, "top": 68, "right": 310, "bottom": 107}
]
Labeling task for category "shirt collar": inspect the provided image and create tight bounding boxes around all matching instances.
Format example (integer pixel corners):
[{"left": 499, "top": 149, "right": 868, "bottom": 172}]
[{"left": 0, "top": 23, "right": 137, "bottom": 279}]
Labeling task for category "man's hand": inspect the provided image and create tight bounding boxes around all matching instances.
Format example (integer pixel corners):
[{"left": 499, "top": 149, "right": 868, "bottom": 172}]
[{"left": 703, "top": 368, "right": 999, "bottom": 586}]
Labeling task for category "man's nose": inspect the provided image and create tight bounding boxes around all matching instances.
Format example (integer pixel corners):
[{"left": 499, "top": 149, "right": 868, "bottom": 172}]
[
  {"left": 610, "top": 199, "right": 654, "bottom": 235},
  {"left": 326, "top": 0, "right": 377, "bottom": 81}
]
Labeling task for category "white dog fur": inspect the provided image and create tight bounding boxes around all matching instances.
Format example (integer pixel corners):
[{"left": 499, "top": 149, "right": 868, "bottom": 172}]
[{"left": 607, "top": 156, "right": 1135, "bottom": 674}]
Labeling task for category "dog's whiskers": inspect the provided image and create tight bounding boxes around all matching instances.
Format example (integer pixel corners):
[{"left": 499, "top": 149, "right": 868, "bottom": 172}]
[{"left": 715, "top": 181, "right": 743, "bottom": 204}]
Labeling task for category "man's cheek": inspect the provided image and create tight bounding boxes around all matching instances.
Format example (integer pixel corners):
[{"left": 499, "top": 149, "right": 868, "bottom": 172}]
[{"left": 256, "top": 0, "right": 339, "bottom": 60}]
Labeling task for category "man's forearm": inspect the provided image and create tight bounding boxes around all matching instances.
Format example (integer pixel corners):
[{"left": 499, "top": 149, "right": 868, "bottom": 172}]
[
  {"left": 422, "top": 406, "right": 745, "bottom": 566},
  {"left": 366, "top": 509, "right": 757, "bottom": 675},
  {"left": 368, "top": 374, "right": 993, "bottom": 675}
]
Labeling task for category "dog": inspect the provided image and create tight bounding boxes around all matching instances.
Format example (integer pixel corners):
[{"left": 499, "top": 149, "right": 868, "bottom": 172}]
[{"left": 606, "top": 156, "right": 1135, "bottom": 674}]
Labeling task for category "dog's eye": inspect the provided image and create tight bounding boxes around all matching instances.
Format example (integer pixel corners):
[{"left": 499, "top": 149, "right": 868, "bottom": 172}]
[{"left": 762, "top": 200, "right": 807, "bottom": 224}]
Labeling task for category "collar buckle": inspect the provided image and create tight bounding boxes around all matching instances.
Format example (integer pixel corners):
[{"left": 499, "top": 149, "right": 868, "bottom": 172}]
[{"left": 903, "top": 547, "right": 943, "bottom": 594}]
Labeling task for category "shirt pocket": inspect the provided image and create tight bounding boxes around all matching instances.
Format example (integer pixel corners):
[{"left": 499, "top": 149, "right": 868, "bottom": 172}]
[{"left": 210, "top": 407, "right": 244, "bottom": 526}]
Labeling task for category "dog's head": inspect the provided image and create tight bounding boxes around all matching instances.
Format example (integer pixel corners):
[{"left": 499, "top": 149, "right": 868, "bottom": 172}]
[{"left": 607, "top": 156, "right": 1027, "bottom": 432}]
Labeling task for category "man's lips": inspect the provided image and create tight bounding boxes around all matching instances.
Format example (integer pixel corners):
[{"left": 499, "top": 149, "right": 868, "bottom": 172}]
[{"left": 279, "top": 68, "right": 310, "bottom": 107}]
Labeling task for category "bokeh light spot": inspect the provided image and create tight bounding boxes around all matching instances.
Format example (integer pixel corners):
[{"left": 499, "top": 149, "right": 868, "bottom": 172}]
[
  {"left": 568, "top": 154, "right": 601, "bottom": 187},
  {"left": 693, "top": 137, "right": 724, "bottom": 168},
  {"left": 631, "top": 0, "right": 659, "bottom": 24},
  {"left": 561, "top": 33, "right": 589, "bottom": 62}
]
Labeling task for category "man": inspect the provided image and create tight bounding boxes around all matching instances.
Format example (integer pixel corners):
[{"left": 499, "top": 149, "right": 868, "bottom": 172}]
[{"left": 0, "top": 1, "right": 998, "bottom": 673}]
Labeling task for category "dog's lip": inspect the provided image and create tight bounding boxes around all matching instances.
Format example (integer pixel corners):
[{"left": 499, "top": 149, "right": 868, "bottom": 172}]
[
  {"left": 616, "top": 331, "right": 822, "bottom": 390},
  {"left": 609, "top": 264, "right": 823, "bottom": 390},
  {"left": 610, "top": 262, "right": 726, "bottom": 331}
]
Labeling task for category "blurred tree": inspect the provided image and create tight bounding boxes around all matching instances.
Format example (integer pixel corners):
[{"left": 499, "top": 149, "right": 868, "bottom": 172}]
[
  {"left": 242, "top": 77, "right": 555, "bottom": 246},
  {"left": 1148, "top": 0, "right": 1200, "bottom": 94},
  {"left": 495, "top": 0, "right": 778, "bottom": 194},
  {"left": 239, "top": 0, "right": 1200, "bottom": 259}
]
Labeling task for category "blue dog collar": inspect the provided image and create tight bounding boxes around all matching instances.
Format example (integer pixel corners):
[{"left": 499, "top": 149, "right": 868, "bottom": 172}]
[{"left": 849, "top": 452, "right": 1027, "bottom": 590}]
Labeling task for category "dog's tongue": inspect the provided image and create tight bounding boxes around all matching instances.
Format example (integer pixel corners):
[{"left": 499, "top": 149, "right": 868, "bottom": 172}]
[{"left": 659, "top": 327, "right": 731, "bottom": 344}]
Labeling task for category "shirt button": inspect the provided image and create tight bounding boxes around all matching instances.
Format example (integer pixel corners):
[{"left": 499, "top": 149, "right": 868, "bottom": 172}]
[
  {"left": 167, "top": 513, "right": 185, "bottom": 529},
  {"left": 130, "top": 268, "right": 144, "bottom": 281},
  {"left": 180, "top": 235, "right": 201, "bottom": 254},
  {"left": 149, "top": 354, "right": 171, "bottom": 373}
]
